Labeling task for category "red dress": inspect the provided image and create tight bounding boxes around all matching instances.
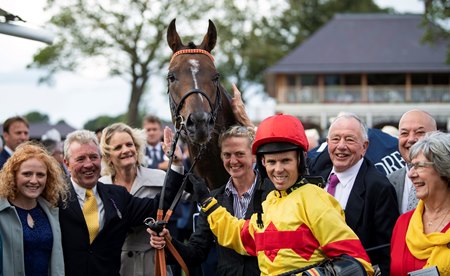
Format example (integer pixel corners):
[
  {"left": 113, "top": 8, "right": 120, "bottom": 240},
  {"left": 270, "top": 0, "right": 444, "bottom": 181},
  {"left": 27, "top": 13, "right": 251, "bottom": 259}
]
[{"left": 390, "top": 210, "right": 450, "bottom": 275}]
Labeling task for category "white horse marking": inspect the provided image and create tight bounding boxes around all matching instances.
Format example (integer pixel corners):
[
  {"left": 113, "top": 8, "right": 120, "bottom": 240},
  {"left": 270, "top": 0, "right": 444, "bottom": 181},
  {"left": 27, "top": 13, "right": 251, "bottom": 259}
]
[{"left": 189, "top": 59, "right": 204, "bottom": 103}]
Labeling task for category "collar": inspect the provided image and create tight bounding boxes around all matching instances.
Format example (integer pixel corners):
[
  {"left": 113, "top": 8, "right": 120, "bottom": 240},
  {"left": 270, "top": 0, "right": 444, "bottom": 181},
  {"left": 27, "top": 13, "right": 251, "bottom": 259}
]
[
  {"left": 147, "top": 143, "right": 162, "bottom": 151},
  {"left": 331, "top": 158, "right": 364, "bottom": 188},
  {"left": 71, "top": 178, "right": 98, "bottom": 200},
  {"left": 275, "top": 177, "right": 309, "bottom": 198},
  {"left": 225, "top": 172, "right": 257, "bottom": 197},
  {"left": 3, "top": 146, "right": 13, "bottom": 156}
]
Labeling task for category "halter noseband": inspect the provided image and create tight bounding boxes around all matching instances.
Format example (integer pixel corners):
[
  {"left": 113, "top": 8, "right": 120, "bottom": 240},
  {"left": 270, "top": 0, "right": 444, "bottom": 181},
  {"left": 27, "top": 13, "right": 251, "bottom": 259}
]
[{"left": 168, "top": 49, "right": 221, "bottom": 132}]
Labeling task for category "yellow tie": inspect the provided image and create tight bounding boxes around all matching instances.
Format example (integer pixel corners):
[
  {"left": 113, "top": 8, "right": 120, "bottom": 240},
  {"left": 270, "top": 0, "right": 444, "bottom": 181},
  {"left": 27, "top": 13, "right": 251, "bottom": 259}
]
[{"left": 82, "top": 188, "right": 99, "bottom": 244}]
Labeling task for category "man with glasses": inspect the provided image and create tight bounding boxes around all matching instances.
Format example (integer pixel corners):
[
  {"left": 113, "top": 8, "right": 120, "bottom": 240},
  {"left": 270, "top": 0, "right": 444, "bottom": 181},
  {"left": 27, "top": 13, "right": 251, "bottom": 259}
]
[{"left": 387, "top": 109, "right": 437, "bottom": 214}]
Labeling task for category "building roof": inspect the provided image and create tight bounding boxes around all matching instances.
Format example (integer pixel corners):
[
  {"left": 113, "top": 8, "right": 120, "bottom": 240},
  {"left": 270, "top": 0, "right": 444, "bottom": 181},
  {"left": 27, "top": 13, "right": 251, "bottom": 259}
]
[
  {"left": 1, "top": 121, "right": 77, "bottom": 140},
  {"left": 266, "top": 14, "right": 450, "bottom": 74}
]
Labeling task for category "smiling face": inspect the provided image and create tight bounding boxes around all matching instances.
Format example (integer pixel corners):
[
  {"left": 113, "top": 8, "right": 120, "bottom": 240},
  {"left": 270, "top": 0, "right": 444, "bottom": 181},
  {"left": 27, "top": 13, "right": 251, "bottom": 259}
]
[
  {"left": 398, "top": 110, "right": 437, "bottom": 163},
  {"left": 327, "top": 117, "right": 368, "bottom": 172},
  {"left": 108, "top": 131, "right": 138, "bottom": 170},
  {"left": 407, "top": 152, "right": 445, "bottom": 202},
  {"left": 220, "top": 136, "right": 255, "bottom": 181},
  {"left": 262, "top": 150, "right": 299, "bottom": 191},
  {"left": 65, "top": 141, "right": 101, "bottom": 189},
  {"left": 14, "top": 158, "right": 47, "bottom": 206}
]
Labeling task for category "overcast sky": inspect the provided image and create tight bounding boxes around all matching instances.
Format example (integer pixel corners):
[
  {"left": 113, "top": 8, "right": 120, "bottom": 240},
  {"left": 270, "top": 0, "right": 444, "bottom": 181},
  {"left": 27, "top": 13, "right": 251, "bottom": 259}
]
[{"left": 0, "top": 0, "right": 424, "bottom": 129}]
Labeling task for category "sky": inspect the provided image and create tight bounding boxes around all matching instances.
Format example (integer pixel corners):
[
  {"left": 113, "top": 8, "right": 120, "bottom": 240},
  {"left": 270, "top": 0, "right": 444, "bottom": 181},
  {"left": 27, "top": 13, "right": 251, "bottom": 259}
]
[{"left": 0, "top": 0, "right": 424, "bottom": 129}]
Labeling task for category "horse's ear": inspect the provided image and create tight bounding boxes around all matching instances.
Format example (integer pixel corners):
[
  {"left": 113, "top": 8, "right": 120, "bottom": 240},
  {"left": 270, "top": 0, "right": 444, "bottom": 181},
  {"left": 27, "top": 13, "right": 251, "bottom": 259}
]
[
  {"left": 199, "top": 19, "right": 217, "bottom": 53},
  {"left": 167, "top": 18, "right": 184, "bottom": 52}
]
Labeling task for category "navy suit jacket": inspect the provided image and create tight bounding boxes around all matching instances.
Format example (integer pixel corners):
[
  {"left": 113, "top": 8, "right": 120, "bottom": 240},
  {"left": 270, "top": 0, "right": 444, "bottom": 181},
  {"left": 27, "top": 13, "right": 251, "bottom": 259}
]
[
  {"left": 0, "top": 149, "right": 11, "bottom": 170},
  {"left": 309, "top": 155, "right": 399, "bottom": 276},
  {"left": 59, "top": 169, "right": 184, "bottom": 276}
]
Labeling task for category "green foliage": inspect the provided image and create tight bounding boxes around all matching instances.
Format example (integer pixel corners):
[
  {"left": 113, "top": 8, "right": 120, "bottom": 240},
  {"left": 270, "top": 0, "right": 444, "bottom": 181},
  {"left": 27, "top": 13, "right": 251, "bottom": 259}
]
[
  {"left": 24, "top": 111, "right": 50, "bottom": 123},
  {"left": 31, "top": 0, "right": 387, "bottom": 125},
  {"left": 83, "top": 114, "right": 126, "bottom": 131},
  {"left": 422, "top": 0, "right": 450, "bottom": 63}
]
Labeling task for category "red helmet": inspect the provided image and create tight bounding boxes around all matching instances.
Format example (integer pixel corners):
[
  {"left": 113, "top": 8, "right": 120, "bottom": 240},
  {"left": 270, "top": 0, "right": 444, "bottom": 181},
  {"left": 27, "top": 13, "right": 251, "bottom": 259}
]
[{"left": 252, "top": 114, "right": 308, "bottom": 155}]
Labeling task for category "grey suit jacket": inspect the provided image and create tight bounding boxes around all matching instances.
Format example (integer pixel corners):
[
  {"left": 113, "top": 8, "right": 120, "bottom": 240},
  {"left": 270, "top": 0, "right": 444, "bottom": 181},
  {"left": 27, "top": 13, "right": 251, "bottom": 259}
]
[{"left": 387, "top": 166, "right": 407, "bottom": 212}]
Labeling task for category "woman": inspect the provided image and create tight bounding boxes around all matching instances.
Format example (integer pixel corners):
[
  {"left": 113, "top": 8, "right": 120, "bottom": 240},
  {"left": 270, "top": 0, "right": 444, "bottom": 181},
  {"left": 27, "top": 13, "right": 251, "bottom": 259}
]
[
  {"left": 99, "top": 122, "right": 181, "bottom": 276},
  {"left": 0, "top": 142, "right": 68, "bottom": 275},
  {"left": 390, "top": 131, "right": 450, "bottom": 274}
]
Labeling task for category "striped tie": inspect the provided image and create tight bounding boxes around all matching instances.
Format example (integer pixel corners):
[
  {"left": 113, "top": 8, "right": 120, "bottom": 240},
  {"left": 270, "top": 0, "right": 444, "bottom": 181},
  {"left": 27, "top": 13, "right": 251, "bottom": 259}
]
[{"left": 83, "top": 189, "right": 99, "bottom": 243}]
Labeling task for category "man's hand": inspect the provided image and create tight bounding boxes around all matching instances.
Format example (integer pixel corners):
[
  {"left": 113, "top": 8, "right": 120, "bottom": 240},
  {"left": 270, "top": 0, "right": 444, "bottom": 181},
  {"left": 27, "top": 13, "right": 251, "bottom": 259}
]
[
  {"left": 187, "top": 173, "right": 211, "bottom": 205},
  {"left": 231, "top": 83, "right": 255, "bottom": 129},
  {"left": 147, "top": 228, "right": 172, "bottom": 249}
]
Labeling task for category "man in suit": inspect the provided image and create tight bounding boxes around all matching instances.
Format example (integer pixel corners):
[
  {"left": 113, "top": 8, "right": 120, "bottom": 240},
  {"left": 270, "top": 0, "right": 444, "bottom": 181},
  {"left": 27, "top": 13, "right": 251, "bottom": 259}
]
[
  {"left": 59, "top": 130, "right": 184, "bottom": 276},
  {"left": 143, "top": 114, "right": 168, "bottom": 170},
  {"left": 0, "top": 116, "right": 29, "bottom": 169},
  {"left": 150, "top": 125, "right": 274, "bottom": 276},
  {"left": 387, "top": 109, "right": 437, "bottom": 214},
  {"left": 309, "top": 113, "right": 399, "bottom": 276}
]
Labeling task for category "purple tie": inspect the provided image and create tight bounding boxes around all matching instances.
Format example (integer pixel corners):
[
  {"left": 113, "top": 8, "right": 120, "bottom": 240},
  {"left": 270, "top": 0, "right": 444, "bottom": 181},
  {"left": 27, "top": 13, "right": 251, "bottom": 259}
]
[{"left": 327, "top": 174, "right": 340, "bottom": 196}]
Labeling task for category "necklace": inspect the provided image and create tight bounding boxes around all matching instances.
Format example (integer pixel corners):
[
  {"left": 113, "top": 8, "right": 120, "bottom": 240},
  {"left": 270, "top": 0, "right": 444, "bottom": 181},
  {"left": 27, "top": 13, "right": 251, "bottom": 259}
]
[{"left": 425, "top": 210, "right": 449, "bottom": 232}]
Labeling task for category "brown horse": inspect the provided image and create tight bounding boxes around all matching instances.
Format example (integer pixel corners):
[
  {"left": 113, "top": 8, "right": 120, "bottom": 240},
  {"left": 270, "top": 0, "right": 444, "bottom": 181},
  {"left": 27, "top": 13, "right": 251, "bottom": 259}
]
[{"left": 167, "top": 19, "right": 237, "bottom": 189}]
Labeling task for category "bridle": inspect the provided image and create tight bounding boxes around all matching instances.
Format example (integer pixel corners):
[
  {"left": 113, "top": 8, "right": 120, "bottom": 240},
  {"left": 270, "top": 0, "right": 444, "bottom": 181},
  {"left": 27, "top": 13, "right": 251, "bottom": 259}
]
[
  {"left": 147, "top": 49, "right": 223, "bottom": 276},
  {"left": 167, "top": 48, "right": 221, "bottom": 135}
]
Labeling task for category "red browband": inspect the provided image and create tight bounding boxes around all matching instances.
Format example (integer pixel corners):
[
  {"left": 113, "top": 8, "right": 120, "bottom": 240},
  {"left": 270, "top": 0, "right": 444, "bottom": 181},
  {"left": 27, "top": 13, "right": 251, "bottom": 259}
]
[{"left": 170, "top": 49, "right": 215, "bottom": 63}]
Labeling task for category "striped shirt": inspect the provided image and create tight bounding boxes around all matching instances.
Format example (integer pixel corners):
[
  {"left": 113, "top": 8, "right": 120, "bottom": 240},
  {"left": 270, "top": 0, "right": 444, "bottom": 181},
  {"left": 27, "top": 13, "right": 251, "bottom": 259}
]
[{"left": 225, "top": 173, "right": 257, "bottom": 219}]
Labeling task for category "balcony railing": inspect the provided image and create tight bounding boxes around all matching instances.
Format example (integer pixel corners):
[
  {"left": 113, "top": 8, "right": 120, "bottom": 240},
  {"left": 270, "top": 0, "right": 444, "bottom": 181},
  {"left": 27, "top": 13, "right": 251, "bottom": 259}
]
[{"left": 284, "top": 85, "right": 450, "bottom": 103}]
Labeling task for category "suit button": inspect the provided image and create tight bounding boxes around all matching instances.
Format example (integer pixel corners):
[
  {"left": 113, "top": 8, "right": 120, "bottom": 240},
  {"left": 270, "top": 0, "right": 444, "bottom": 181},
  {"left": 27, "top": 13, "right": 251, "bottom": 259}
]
[{"left": 128, "top": 251, "right": 134, "bottom": 257}]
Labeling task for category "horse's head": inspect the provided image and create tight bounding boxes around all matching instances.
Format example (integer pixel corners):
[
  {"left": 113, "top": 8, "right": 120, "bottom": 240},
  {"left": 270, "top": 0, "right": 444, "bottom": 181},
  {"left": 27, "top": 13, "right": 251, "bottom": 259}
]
[{"left": 167, "top": 19, "right": 220, "bottom": 145}]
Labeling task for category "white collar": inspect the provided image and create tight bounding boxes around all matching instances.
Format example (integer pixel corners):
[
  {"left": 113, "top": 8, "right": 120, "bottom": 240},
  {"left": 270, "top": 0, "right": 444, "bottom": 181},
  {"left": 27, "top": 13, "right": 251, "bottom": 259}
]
[
  {"left": 71, "top": 178, "right": 98, "bottom": 200},
  {"left": 331, "top": 158, "right": 364, "bottom": 187}
]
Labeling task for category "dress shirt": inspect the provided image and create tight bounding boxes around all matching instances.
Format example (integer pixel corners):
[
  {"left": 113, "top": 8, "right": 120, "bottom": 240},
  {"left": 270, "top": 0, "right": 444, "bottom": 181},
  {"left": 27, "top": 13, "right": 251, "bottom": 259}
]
[
  {"left": 326, "top": 158, "right": 364, "bottom": 210},
  {"left": 71, "top": 179, "right": 105, "bottom": 230},
  {"left": 224, "top": 173, "right": 257, "bottom": 219},
  {"left": 401, "top": 167, "right": 414, "bottom": 214}
]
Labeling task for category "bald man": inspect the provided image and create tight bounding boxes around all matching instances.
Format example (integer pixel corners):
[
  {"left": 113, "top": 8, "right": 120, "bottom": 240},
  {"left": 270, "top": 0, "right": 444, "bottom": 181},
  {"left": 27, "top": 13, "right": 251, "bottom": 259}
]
[{"left": 387, "top": 109, "right": 437, "bottom": 214}]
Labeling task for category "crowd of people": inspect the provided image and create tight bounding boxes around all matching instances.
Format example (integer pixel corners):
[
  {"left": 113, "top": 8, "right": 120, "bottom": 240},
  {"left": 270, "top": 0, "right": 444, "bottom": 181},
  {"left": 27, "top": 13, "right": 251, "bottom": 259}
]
[{"left": 0, "top": 103, "right": 449, "bottom": 275}]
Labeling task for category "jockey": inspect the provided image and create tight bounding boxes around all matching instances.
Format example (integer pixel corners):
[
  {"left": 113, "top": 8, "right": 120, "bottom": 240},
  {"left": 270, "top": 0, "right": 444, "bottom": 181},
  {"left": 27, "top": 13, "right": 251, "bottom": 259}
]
[{"left": 189, "top": 114, "right": 374, "bottom": 275}]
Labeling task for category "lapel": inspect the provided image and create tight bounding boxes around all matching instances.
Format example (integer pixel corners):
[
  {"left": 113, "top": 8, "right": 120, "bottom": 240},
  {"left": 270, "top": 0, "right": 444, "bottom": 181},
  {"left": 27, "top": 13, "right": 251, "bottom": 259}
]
[
  {"left": 96, "top": 183, "right": 122, "bottom": 229},
  {"left": 344, "top": 158, "right": 368, "bottom": 229},
  {"left": 65, "top": 182, "right": 85, "bottom": 222}
]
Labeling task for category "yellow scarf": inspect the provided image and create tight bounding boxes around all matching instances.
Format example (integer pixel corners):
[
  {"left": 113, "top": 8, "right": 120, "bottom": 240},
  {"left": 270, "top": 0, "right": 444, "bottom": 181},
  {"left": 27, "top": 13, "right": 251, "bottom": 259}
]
[{"left": 406, "top": 200, "right": 450, "bottom": 274}]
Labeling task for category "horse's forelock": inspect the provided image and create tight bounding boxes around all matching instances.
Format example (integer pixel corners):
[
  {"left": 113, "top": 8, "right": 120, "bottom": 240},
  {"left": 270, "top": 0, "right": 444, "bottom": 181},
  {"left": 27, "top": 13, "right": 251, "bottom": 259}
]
[{"left": 187, "top": 42, "right": 197, "bottom": 49}]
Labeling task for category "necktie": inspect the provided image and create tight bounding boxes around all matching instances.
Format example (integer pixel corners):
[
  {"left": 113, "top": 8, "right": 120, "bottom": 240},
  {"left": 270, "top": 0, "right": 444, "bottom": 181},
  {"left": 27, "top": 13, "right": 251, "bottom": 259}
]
[
  {"left": 406, "top": 183, "right": 419, "bottom": 211},
  {"left": 83, "top": 189, "right": 99, "bottom": 243},
  {"left": 327, "top": 174, "right": 340, "bottom": 196}
]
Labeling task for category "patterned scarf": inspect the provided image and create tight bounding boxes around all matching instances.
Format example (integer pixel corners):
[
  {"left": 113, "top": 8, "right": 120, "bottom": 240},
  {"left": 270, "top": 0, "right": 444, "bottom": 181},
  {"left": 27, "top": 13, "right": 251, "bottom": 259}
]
[{"left": 406, "top": 200, "right": 450, "bottom": 274}]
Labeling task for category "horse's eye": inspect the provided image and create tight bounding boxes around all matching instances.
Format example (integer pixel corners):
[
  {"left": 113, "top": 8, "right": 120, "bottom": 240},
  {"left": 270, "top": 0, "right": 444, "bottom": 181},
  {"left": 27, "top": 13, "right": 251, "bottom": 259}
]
[
  {"left": 167, "top": 73, "right": 176, "bottom": 83},
  {"left": 212, "top": 73, "right": 220, "bottom": 82}
]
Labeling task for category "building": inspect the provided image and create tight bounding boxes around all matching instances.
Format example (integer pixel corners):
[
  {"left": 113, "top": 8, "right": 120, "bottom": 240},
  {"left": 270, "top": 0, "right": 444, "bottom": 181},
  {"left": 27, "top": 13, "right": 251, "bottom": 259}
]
[{"left": 265, "top": 14, "right": 450, "bottom": 134}]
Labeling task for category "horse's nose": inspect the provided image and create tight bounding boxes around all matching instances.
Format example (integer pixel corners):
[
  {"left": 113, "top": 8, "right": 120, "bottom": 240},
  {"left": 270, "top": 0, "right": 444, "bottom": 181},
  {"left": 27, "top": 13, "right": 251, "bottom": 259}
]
[
  {"left": 185, "top": 112, "right": 214, "bottom": 144},
  {"left": 186, "top": 112, "right": 213, "bottom": 127}
]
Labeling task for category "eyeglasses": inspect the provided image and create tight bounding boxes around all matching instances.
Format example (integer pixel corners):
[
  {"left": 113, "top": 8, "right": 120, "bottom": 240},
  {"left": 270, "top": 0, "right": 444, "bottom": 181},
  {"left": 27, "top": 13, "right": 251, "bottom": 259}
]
[{"left": 407, "top": 161, "right": 434, "bottom": 170}]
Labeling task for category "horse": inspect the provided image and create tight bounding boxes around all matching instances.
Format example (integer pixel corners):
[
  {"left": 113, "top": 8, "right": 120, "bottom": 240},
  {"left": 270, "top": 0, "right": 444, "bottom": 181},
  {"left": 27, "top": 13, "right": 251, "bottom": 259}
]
[{"left": 166, "top": 19, "right": 237, "bottom": 189}]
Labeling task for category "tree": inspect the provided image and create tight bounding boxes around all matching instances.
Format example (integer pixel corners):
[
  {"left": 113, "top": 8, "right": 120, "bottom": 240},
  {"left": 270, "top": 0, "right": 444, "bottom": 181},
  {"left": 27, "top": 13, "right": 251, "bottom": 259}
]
[
  {"left": 30, "top": 0, "right": 214, "bottom": 127},
  {"left": 422, "top": 0, "right": 450, "bottom": 63},
  {"left": 24, "top": 111, "right": 50, "bottom": 123}
]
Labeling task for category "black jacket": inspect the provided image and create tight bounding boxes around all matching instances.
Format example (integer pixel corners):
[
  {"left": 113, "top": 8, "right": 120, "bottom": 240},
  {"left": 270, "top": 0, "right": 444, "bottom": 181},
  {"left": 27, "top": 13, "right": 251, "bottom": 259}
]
[{"left": 59, "top": 169, "right": 184, "bottom": 276}]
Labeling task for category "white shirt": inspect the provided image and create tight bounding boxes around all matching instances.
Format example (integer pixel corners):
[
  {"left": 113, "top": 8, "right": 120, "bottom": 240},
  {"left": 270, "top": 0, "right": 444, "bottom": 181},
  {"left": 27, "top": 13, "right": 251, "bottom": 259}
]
[
  {"left": 401, "top": 166, "right": 414, "bottom": 214},
  {"left": 71, "top": 179, "right": 106, "bottom": 230},
  {"left": 326, "top": 158, "right": 364, "bottom": 210}
]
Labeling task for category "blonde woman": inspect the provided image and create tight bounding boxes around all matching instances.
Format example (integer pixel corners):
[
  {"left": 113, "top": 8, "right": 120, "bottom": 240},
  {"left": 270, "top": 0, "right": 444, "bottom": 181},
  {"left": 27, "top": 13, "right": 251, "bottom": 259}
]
[
  {"left": 0, "top": 142, "right": 68, "bottom": 275},
  {"left": 99, "top": 122, "right": 181, "bottom": 276}
]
